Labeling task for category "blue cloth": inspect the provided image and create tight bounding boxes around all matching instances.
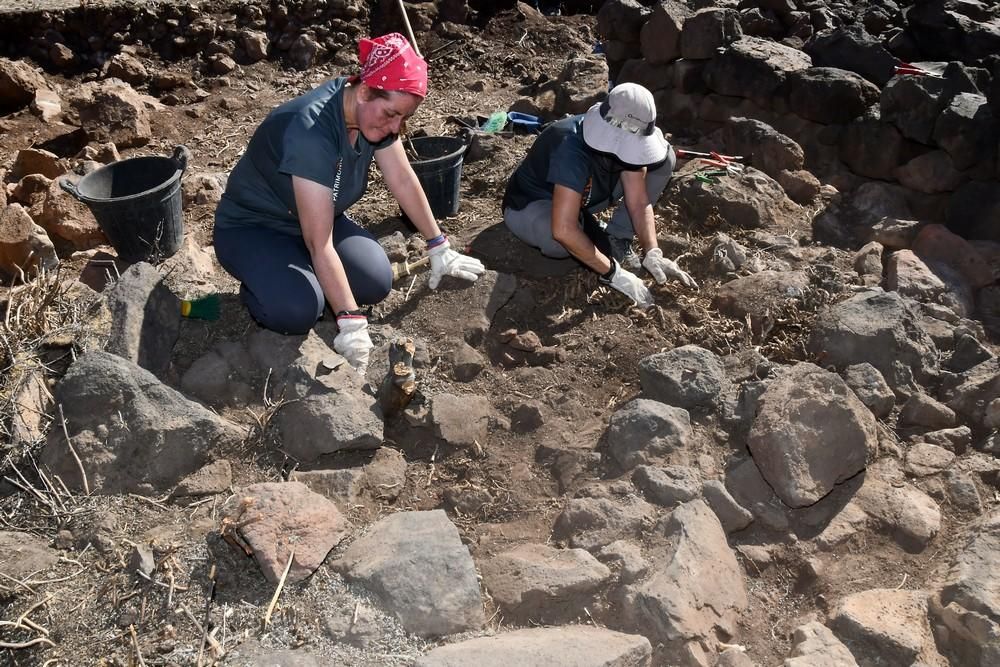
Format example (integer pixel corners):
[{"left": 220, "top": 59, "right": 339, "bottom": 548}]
[
  {"left": 215, "top": 77, "right": 394, "bottom": 234},
  {"left": 214, "top": 216, "right": 391, "bottom": 334}
]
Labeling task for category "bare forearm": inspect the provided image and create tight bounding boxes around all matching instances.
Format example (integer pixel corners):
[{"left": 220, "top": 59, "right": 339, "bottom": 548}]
[
  {"left": 555, "top": 225, "right": 613, "bottom": 275},
  {"left": 393, "top": 172, "right": 442, "bottom": 239},
  {"left": 307, "top": 239, "right": 357, "bottom": 313},
  {"left": 629, "top": 202, "right": 658, "bottom": 253}
]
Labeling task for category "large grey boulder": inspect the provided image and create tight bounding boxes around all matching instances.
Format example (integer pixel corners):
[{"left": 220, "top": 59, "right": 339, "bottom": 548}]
[
  {"left": 0, "top": 58, "right": 49, "bottom": 111},
  {"left": 679, "top": 8, "right": 743, "bottom": 60},
  {"left": 941, "top": 357, "right": 1000, "bottom": 429},
  {"left": 479, "top": 543, "right": 611, "bottom": 624},
  {"left": 842, "top": 363, "right": 895, "bottom": 419},
  {"left": 808, "top": 290, "right": 938, "bottom": 393},
  {"left": 41, "top": 351, "right": 244, "bottom": 493},
  {"left": 555, "top": 57, "right": 610, "bottom": 116},
  {"left": 885, "top": 250, "right": 948, "bottom": 306},
  {"left": 640, "top": 1, "right": 691, "bottom": 64},
  {"left": 703, "top": 37, "right": 811, "bottom": 108},
  {"left": 838, "top": 118, "right": 907, "bottom": 181},
  {"left": 70, "top": 78, "right": 152, "bottom": 148},
  {"left": 855, "top": 477, "right": 940, "bottom": 552},
  {"left": 639, "top": 344, "right": 725, "bottom": 410},
  {"left": 881, "top": 74, "right": 952, "bottom": 144},
  {"left": 933, "top": 92, "right": 996, "bottom": 171},
  {"left": 713, "top": 270, "right": 810, "bottom": 335},
  {"left": 414, "top": 626, "right": 652, "bottom": 667},
  {"left": 670, "top": 161, "right": 801, "bottom": 230},
  {"left": 907, "top": 1, "right": 1000, "bottom": 63},
  {"left": 930, "top": 510, "right": 1000, "bottom": 667},
  {"left": 722, "top": 117, "right": 804, "bottom": 177},
  {"left": 105, "top": 262, "right": 180, "bottom": 379},
  {"left": 334, "top": 510, "right": 484, "bottom": 637},
  {"left": 597, "top": 0, "right": 651, "bottom": 43},
  {"left": 804, "top": 24, "right": 896, "bottom": 86},
  {"left": 813, "top": 182, "right": 915, "bottom": 248},
  {"left": 606, "top": 399, "right": 693, "bottom": 469},
  {"left": 829, "top": 589, "right": 943, "bottom": 666},
  {"left": 748, "top": 363, "right": 875, "bottom": 507},
  {"left": 275, "top": 391, "right": 382, "bottom": 462},
  {"left": 620, "top": 500, "right": 748, "bottom": 656},
  {"left": 785, "top": 67, "right": 880, "bottom": 125}
]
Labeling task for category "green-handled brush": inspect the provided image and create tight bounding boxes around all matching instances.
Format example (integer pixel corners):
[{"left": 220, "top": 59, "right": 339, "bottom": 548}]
[
  {"left": 480, "top": 110, "right": 508, "bottom": 134},
  {"left": 181, "top": 294, "right": 221, "bottom": 320}
]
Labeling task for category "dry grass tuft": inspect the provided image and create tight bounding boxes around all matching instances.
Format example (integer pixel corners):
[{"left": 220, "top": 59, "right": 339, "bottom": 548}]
[{"left": 0, "top": 267, "right": 95, "bottom": 456}]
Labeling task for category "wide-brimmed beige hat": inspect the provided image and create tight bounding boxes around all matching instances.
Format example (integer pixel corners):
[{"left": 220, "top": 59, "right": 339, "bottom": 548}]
[{"left": 581, "top": 82, "right": 668, "bottom": 166}]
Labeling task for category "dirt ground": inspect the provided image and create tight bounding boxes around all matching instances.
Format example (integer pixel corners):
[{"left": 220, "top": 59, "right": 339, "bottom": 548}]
[{"left": 0, "top": 6, "right": 994, "bottom": 667}]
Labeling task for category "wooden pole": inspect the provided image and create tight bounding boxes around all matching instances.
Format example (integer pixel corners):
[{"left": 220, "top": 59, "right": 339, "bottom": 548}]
[{"left": 396, "top": 0, "right": 422, "bottom": 57}]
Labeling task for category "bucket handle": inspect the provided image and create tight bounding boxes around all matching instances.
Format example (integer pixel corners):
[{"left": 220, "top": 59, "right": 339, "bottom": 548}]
[
  {"left": 58, "top": 176, "right": 82, "bottom": 200},
  {"left": 171, "top": 145, "right": 191, "bottom": 175}
]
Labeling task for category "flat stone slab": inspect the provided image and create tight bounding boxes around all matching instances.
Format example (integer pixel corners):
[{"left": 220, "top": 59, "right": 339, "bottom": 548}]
[
  {"left": 334, "top": 510, "right": 484, "bottom": 637},
  {"left": 413, "top": 625, "right": 652, "bottom": 667},
  {"left": 480, "top": 543, "right": 611, "bottom": 623},
  {"left": 229, "top": 481, "right": 351, "bottom": 584},
  {"left": 830, "top": 589, "right": 941, "bottom": 666}
]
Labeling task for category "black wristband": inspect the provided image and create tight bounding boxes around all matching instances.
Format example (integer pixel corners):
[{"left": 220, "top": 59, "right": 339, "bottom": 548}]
[
  {"left": 599, "top": 258, "right": 618, "bottom": 283},
  {"left": 335, "top": 308, "right": 368, "bottom": 318}
]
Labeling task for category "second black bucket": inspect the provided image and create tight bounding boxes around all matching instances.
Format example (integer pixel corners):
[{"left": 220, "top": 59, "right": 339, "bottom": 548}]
[
  {"left": 407, "top": 136, "right": 466, "bottom": 219},
  {"left": 60, "top": 145, "right": 190, "bottom": 263}
]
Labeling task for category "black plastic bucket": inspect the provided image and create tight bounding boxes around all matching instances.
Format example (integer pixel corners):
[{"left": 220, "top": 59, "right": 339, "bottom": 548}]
[
  {"left": 407, "top": 136, "right": 466, "bottom": 219},
  {"left": 60, "top": 145, "right": 190, "bottom": 263}
]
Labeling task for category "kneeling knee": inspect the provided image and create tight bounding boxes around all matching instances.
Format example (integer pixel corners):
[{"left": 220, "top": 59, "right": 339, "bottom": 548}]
[{"left": 249, "top": 297, "right": 320, "bottom": 335}]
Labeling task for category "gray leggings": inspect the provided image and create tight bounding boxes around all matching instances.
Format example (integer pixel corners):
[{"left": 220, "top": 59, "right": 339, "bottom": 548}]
[
  {"left": 214, "top": 215, "right": 392, "bottom": 335},
  {"left": 503, "top": 153, "right": 675, "bottom": 258}
]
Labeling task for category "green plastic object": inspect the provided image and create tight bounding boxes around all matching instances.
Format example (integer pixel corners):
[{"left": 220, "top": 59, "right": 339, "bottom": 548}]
[{"left": 480, "top": 111, "right": 508, "bottom": 134}]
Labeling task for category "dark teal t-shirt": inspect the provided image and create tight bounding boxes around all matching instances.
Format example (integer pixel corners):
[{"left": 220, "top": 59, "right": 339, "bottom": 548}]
[
  {"left": 215, "top": 77, "right": 395, "bottom": 235},
  {"left": 502, "top": 115, "right": 627, "bottom": 214}
]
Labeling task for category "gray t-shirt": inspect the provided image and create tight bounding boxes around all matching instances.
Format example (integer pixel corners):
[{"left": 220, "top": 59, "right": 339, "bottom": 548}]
[
  {"left": 502, "top": 115, "right": 634, "bottom": 214},
  {"left": 215, "top": 77, "right": 394, "bottom": 234}
]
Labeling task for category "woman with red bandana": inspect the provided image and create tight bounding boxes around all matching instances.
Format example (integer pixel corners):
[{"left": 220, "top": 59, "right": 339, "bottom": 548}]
[{"left": 214, "top": 33, "right": 484, "bottom": 373}]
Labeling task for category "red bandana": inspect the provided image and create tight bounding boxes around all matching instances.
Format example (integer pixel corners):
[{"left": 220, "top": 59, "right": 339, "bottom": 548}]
[{"left": 357, "top": 33, "right": 428, "bottom": 98}]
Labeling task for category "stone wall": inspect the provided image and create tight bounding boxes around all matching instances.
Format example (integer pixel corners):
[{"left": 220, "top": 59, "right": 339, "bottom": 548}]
[
  {"left": 601, "top": 0, "right": 1000, "bottom": 244},
  {"left": 0, "top": 0, "right": 370, "bottom": 73}
]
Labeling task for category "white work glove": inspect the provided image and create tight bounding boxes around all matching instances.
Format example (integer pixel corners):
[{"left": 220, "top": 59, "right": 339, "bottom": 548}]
[
  {"left": 427, "top": 237, "right": 486, "bottom": 289},
  {"left": 600, "top": 259, "right": 654, "bottom": 309},
  {"left": 334, "top": 313, "right": 373, "bottom": 375},
  {"left": 642, "top": 247, "right": 699, "bottom": 289}
]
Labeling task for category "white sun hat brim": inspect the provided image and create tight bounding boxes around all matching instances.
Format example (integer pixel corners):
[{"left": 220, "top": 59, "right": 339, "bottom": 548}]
[{"left": 581, "top": 100, "right": 668, "bottom": 167}]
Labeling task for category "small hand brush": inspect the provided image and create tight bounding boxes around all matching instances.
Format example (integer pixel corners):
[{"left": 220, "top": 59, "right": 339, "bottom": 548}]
[
  {"left": 391, "top": 256, "right": 430, "bottom": 282},
  {"left": 181, "top": 294, "right": 221, "bottom": 320}
]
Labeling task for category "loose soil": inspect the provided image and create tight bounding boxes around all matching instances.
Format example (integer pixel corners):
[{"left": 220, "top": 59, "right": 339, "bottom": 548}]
[{"left": 0, "top": 6, "right": 993, "bottom": 667}]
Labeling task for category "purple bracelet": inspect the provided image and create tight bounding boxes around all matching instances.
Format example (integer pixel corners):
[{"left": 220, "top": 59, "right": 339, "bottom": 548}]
[{"left": 426, "top": 234, "right": 448, "bottom": 249}]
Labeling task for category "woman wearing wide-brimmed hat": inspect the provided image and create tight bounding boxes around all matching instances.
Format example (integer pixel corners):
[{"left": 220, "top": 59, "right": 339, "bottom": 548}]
[
  {"left": 502, "top": 82, "right": 697, "bottom": 308},
  {"left": 214, "top": 33, "right": 484, "bottom": 374}
]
